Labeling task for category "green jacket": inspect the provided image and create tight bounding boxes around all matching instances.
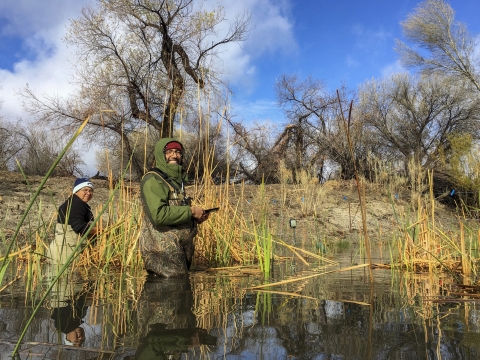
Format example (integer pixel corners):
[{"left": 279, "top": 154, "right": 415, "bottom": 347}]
[{"left": 140, "top": 138, "right": 192, "bottom": 227}]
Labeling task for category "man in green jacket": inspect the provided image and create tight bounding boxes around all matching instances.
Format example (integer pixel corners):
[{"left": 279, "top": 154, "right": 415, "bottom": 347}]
[{"left": 139, "top": 138, "right": 209, "bottom": 277}]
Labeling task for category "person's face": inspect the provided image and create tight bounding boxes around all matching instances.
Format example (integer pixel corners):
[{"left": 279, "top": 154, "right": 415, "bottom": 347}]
[
  {"left": 165, "top": 149, "right": 183, "bottom": 164},
  {"left": 66, "top": 327, "right": 85, "bottom": 347},
  {"left": 76, "top": 187, "right": 93, "bottom": 203}
]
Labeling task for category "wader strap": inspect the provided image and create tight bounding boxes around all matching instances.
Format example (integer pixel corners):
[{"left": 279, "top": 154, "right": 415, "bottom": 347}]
[
  {"left": 142, "top": 170, "right": 176, "bottom": 193},
  {"left": 150, "top": 167, "right": 186, "bottom": 193},
  {"left": 140, "top": 170, "right": 189, "bottom": 226}
]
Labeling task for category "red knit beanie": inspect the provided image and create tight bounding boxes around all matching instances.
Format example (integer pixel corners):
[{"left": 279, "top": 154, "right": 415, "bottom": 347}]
[{"left": 164, "top": 141, "right": 183, "bottom": 152}]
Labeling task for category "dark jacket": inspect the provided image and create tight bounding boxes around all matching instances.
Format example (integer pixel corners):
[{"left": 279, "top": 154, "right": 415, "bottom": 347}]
[
  {"left": 57, "top": 194, "right": 94, "bottom": 235},
  {"left": 51, "top": 297, "right": 88, "bottom": 334},
  {"left": 140, "top": 138, "right": 192, "bottom": 227}
]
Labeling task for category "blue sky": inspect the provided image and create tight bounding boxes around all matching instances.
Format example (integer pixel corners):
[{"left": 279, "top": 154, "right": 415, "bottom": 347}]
[
  {"left": 227, "top": 0, "right": 480, "bottom": 124},
  {"left": 0, "top": 0, "right": 479, "bottom": 168}
]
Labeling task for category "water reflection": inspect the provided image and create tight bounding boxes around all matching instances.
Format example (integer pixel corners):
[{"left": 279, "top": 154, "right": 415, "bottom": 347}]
[
  {"left": 45, "top": 263, "right": 85, "bottom": 345},
  {"left": 50, "top": 289, "right": 88, "bottom": 347},
  {"left": 2, "top": 260, "right": 480, "bottom": 359},
  {"left": 0, "top": 264, "right": 109, "bottom": 359},
  {"left": 133, "top": 278, "right": 216, "bottom": 358}
]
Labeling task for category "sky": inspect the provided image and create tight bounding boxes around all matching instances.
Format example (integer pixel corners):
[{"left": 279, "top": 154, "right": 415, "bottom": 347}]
[{"left": 1, "top": 0, "right": 480, "bottom": 173}]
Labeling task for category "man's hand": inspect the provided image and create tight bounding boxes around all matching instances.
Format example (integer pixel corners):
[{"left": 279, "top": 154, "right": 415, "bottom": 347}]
[{"left": 191, "top": 206, "right": 210, "bottom": 224}]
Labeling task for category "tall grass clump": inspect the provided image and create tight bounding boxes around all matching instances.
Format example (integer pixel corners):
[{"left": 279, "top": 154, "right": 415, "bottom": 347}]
[
  {"left": 186, "top": 107, "right": 265, "bottom": 269},
  {"left": 387, "top": 171, "right": 479, "bottom": 280},
  {"left": 195, "top": 177, "right": 255, "bottom": 268},
  {"left": 76, "top": 177, "right": 144, "bottom": 275},
  {"left": 365, "top": 154, "right": 409, "bottom": 198},
  {"left": 280, "top": 161, "right": 328, "bottom": 219},
  {"left": 250, "top": 181, "right": 273, "bottom": 277},
  {"left": 196, "top": 171, "right": 274, "bottom": 274}
]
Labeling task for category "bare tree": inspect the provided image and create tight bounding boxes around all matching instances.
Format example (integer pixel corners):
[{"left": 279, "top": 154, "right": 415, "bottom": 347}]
[
  {"left": 396, "top": 0, "right": 480, "bottom": 91},
  {"left": 21, "top": 0, "right": 250, "bottom": 177},
  {"left": 275, "top": 75, "right": 370, "bottom": 181},
  {"left": 13, "top": 126, "right": 85, "bottom": 177},
  {"left": 227, "top": 73, "right": 377, "bottom": 183},
  {"left": 225, "top": 117, "right": 281, "bottom": 184},
  {"left": 0, "top": 121, "right": 24, "bottom": 171},
  {"left": 276, "top": 74, "right": 337, "bottom": 182},
  {"left": 358, "top": 73, "right": 480, "bottom": 173}
]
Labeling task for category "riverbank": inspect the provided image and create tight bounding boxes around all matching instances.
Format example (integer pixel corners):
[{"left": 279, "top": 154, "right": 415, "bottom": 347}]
[{"left": 0, "top": 170, "right": 463, "bottom": 249}]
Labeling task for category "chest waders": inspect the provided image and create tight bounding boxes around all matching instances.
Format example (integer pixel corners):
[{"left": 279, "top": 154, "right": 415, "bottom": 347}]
[
  {"left": 139, "top": 170, "right": 198, "bottom": 277},
  {"left": 49, "top": 198, "right": 90, "bottom": 268}
]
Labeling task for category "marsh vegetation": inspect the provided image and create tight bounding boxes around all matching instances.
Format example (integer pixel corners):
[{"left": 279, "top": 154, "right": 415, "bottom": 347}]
[{"left": 2, "top": 0, "right": 480, "bottom": 358}]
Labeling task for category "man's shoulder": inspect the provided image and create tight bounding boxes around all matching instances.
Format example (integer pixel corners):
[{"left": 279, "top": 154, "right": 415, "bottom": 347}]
[
  {"left": 141, "top": 172, "right": 170, "bottom": 189},
  {"left": 142, "top": 171, "right": 164, "bottom": 183}
]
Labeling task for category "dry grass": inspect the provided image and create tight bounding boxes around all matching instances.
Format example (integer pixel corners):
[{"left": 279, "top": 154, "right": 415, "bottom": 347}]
[{"left": 75, "top": 179, "right": 144, "bottom": 273}]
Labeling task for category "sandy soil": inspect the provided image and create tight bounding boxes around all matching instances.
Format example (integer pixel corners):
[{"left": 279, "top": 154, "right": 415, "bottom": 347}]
[{"left": 0, "top": 170, "right": 460, "bottom": 247}]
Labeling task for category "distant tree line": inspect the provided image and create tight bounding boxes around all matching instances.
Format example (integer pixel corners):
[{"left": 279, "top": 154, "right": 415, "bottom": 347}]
[
  {"left": 1, "top": 0, "right": 480, "bottom": 202},
  {"left": 0, "top": 119, "right": 85, "bottom": 176}
]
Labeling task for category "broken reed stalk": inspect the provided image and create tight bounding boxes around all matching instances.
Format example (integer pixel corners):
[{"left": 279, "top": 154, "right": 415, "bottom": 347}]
[
  {"left": 248, "top": 263, "right": 369, "bottom": 290},
  {"left": 336, "top": 91, "right": 373, "bottom": 282},
  {"left": 428, "top": 171, "right": 434, "bottom": 275},
  {"left": 272, "top": 235, "right": 338, "bottom": 265},
  {"left": 460, "top": 222, "right": 471, "bottom": 276}
]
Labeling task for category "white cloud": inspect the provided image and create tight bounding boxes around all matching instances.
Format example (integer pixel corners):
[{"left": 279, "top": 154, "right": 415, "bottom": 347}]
[
  {"left": 381, "top": 60, "right": 407, "bottom": 78},
  {"left": 0, "top": 0, "right": 92, "bottom": 121},
  {"left": 0, "top": 0, "right": 88, "bottom": 36},
  {"left": 0, "top": 0, "right": 296, "bottom": 121},
  {"left": 0, "top": 45, "right": 80, "bottom": 121},
  {"left": 242, "top": 0, "right": 296, "bottom": 56},
  {"left": 200, "top": 0, "right": 297, "bottom": 89}
]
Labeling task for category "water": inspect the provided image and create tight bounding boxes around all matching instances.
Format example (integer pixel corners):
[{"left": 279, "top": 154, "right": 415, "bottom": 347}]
[{"left": 1, "top": 248, "right": 480, "bottom": 359}]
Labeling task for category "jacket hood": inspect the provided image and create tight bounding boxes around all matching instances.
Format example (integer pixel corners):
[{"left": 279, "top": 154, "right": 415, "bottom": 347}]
[{"left": 154, "top": 138, "right": 187, "bottom": 184}]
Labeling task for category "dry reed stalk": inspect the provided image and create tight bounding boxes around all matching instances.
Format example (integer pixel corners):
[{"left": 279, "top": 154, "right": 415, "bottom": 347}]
[
  {"left": 272, "top": 236, "right": 338, "bottom": 265},
  {"left": 427, "top": 176, "right": 434, "bottom": 274},
  {"left": 336, "top": 92, "right": 373, "bottom": 282},
  {"left": 252, "top": 289, "right": 318, "bottom": 300},
  {"left": 248, "top": 263, "right": 369, "bottom": 290},
  {"left": 0, "top": 276, "right": 21, "bottom": 293},
  {"left": 478, "top": 229, "right": 480, "bottom": 254},
  {"left": 460, "top": 221, "right": 471, "bottom": 276},
  {"left": 0, "top": 245, "right": 31, "bottom": 262}
]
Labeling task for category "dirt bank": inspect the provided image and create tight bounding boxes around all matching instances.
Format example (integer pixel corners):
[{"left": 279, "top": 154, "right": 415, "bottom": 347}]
[{"left": 0, "top": 171, "right": 460, "bottom": 247}]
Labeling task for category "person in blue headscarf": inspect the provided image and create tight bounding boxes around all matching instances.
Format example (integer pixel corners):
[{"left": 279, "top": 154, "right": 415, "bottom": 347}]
[{"left": 49, "top": 178, "right": 101, "bottom": 265}]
